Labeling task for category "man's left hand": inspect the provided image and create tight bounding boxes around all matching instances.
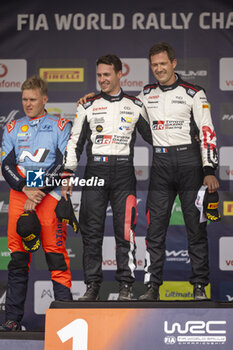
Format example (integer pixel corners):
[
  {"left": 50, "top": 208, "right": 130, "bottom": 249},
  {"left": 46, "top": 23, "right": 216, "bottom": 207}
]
[
  {"left": 24, "top": 198, "right": 37, "bottom": 211},
  {"left": 203, "top": 175, "right": 219, "bottom": 193}
]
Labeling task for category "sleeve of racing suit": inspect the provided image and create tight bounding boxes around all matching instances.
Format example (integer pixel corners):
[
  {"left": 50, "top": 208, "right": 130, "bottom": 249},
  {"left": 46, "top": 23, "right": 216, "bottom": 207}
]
[
  {"left": 135, "top": 91, "right": 153, "bottom": 145},
  {"left": 42, "top": 120, "right": 72, "bottom": 194},
  {"left": 1, "top": 126, "right": 27, "bottom": 191},
  {"left": 136, "top": 109, "right": 153, "bottom": 145},
  {"left": 192, "top": 89, "right": 218, "bottom": 176},
  {"left": 63, "top": 105, "right": 88, "bottom": 172}
]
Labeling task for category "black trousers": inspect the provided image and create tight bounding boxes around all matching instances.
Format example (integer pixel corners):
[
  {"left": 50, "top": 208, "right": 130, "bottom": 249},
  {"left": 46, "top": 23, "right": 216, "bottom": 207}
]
[
  {"left": 144, "top": 145, "right": 209, "bottom": 286},
  {"left": 79, "top": 157, "right": 137, "bottom": 284}
]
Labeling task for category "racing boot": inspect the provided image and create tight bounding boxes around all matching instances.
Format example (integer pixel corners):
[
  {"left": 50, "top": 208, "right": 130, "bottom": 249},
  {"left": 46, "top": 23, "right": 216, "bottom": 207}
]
[
  {"left": 78, "top": 282, "right": 100, "bottom": 301},
  {"left": 117, "top": 282, "right": 135, "bottom": 301},
  {"left": 138, "top": 282, "right": 160, "bottom": 301},
  {"left": 0, "top": 320, "right": 21, "bottom": 331},
  {"left": 193, "top": 283, "right": 209, "bottom": 300}
]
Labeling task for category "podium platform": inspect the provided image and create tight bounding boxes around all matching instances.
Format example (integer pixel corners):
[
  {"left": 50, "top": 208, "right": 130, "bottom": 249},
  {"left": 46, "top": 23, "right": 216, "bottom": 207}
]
[
  {"left": 50, "top": 299, "right": 233, "bottom": 308},
  {"left": 45, "top": 300, "right": 233, "bottom": 350},
  {"left": 1, "top": 300, "right": 233, "bottom": 350}
]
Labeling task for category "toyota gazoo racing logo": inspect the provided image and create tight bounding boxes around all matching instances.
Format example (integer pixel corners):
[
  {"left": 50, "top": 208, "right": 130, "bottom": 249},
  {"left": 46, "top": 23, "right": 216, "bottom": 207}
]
[
  {"left": 0, "top": 64, "right": 8, "bottom": 78},
  {"left": 164, "top": 320, "right": 226, "bottom": 345},
  {"left": 153, "top": 120, "right": 165, "bottom": 130},
  {"left": 95, "top": 135, "right": 112, "bottom": 144}
]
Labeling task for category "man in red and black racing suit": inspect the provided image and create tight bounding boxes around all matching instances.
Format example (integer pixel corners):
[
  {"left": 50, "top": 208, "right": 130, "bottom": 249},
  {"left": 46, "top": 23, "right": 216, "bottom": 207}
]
[
  {"left": 62, "top": 55, "right": 152, "bottom": 301},
  {"left": 138, "top": 42, "right": 219, "bottom": 301},
  {"left": 0, "top": 76, "right": 72, "bottom": 331}
]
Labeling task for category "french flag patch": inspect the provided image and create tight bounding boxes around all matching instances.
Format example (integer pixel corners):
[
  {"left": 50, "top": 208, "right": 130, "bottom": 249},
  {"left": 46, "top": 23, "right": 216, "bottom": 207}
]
[
  {"left": 101, "top": 156, "right": 108, "bottom": 162},
  {"left": 161, "top": 148, "right": 167, "bottom": 153}
]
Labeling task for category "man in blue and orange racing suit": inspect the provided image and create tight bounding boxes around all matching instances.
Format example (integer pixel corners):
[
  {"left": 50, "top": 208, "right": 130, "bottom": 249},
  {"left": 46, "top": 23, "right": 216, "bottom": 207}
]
[{"left": 0, "top": 76, "right": 72, "bottom": 331}]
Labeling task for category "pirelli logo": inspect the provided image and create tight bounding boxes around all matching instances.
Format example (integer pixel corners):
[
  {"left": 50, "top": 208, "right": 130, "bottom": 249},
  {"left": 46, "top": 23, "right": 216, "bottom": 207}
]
[
  {"left": 207, "top": 202, "right": 218, "bottom": 209},
  {"left": 40, "top": 68, "right": 84, "bottom": 82},
  {"left": 223, "top": 201, "right": 233, "bottom": 216}
]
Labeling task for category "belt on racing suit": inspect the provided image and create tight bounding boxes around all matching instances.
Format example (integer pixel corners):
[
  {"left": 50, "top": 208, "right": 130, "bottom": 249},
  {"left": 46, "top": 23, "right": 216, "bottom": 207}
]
[
  {"left": 153, "top": 143, "right": 200, "bottom": 154},
  {"left": 87, "top": 155, "right": 133, "bottom": 164}
]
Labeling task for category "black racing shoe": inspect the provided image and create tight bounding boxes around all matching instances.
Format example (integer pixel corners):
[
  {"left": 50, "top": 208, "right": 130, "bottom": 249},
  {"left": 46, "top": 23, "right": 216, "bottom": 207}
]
[
  {"left": 138, "top": 283, "right": 160, "bottom": 301},
  {"left": 193, "top": 283, "right": 209, "bottom": 300},
  {"left": 78, "top": 282, "right": 100, "bottom": 301},
  {"left": 117, "top": 282, "right": 135, "bottom": 301},
  {"left": 0, "top": 320, "right": 21, "bottom": 331}
]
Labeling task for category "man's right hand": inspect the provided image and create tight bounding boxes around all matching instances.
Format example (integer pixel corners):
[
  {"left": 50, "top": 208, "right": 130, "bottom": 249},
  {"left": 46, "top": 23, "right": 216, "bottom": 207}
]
[
  {"left": 77, "top": 92, "right": 95, "bottom": 106},
  {"left": 61, "top": 178, "right": 73, "bottom": 201},
  {"left": 22, "top": 186, "right": 46, "bottom": 204}
]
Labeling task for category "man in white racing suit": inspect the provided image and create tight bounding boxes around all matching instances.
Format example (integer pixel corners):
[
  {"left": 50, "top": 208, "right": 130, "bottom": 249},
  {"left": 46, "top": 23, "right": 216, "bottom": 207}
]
[
  {"left": 138, "top": 42, "right": 219, "bottom": 301},
  {"left": 62, "top": 54, "right": 152, "bottom": 301}
]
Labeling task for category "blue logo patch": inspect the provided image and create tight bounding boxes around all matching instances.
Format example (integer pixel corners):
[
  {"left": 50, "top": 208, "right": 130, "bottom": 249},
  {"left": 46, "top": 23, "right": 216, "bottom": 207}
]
[{"left": 26, "top": 169, "right": 45, "bottom": 187}]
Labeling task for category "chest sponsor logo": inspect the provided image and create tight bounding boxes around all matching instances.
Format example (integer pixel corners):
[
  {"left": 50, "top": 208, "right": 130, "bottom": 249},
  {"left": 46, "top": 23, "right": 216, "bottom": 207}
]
[
  {"left": 112, "top": 135, "right": 130, "bottom": 144},
  {"left": 95, "top": 135, "right": 112, "bottom": 144},
  {"left": 152, "top": 121, "right": 165, "bottom": 130},
  {"left": 17, "top": 131, "right": 31, "bottom": 137},
  {"left": 187, "top": 88, "right": 196, "bottom": 96},
  {"left": 93, "top": 107, "right": 107, "bottom": 115},
  {"left": 120, "top": 110, "right": 133, "bottom": 115},
  {"left": 93, "top": 107, "right": 107, "bottom": 111},
  {"left": 19, "top": 148, "right": 49, "bottom": 163},
  {"left": 119, "top": 126, "right": 130, "bottom": 131},
  {"left": 148, "top": 95, "right": 159, "bottom": 104},
  {"left": 39, "top": 124, "right": 53, "bottom": 132},
  {"left": 149, "top": 95, "right": 159, "bottom": 99},
  {"left": 95, "top": 134, "right": 130, "bottom": 145},
  {"left": 121, "top": 116, "right": 132, "bottom": 123},
  {"left": 21, "top": 125, "right": 29, "bottom": 132},
  {"left": 152, "top": 120, "right": 184, "bottom": 130},
  {"left": 96, "top": 125, "right": 103, "bottom": 132},
  {"left": 94, "top": 117, "right": 105, "bottom": 123},
  {"left": 172, "top": 99, "right": 186, "bottom": 104}
]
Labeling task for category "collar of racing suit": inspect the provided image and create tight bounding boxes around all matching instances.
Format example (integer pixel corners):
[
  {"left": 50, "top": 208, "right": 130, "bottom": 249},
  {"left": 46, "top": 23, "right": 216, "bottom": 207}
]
[
  {"left": 157, "top": 73, "right": 181, "bottom": 92},
  {"left": 100, "top": 89, "right": 124, "bottom": 102}
]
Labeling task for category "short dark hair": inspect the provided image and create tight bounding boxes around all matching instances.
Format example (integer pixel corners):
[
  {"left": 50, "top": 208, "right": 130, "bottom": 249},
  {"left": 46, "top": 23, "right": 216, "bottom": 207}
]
[
  {"left": 21, "top": 76, "right": 48, "bottom": 96},
  {"left": 149, "top": 42, "right": 176, "bottom": 62},
  {"left": 96, "top": 54, "right": 122, "bottom": 73}
]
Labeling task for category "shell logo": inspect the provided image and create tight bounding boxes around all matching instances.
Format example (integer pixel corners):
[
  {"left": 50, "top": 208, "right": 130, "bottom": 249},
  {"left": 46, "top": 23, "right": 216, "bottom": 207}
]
[{"left": 21, "top": 125, "right": 29, "bottom": 132}]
